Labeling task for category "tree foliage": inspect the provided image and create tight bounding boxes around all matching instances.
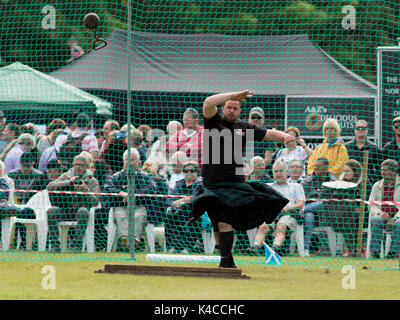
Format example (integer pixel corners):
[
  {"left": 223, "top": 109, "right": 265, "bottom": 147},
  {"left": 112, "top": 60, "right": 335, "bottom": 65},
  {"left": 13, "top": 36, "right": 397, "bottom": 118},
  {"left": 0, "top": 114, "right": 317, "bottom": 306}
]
[{"left": 0, "top": 0, "right": 398, "bottom": 82}]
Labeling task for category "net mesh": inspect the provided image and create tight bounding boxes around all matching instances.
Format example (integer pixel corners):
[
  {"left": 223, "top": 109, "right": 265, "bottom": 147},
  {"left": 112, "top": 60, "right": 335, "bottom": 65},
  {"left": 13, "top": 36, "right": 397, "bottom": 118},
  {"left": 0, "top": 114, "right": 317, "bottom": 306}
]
[{"left": 0, "top": 0, "right": 399, "bottom": 270}]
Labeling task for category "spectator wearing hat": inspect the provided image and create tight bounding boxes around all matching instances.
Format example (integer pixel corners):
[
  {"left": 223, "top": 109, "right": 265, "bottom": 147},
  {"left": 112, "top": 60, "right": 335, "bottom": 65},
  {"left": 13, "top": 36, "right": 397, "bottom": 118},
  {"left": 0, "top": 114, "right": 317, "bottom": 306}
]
[{"left": 383, "top": 116, "right": 400, "bottom": 175}]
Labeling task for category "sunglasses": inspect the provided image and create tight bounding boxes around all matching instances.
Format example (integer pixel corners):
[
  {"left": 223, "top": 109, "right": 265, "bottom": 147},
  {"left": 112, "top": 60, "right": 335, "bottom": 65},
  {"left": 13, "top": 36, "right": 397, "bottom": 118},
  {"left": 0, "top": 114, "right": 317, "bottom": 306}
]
[
  {"left": 355, "top": 127, "right": 367, "bottom": 130},
  {"left": 183, "top": 168, "right": 197, "bottom": 173},
  {"left": 251, "top": 115, "right": 262, "bottom": 120},
  {"left": 394, "top": 124, "right": 400, "bottom": 129}
]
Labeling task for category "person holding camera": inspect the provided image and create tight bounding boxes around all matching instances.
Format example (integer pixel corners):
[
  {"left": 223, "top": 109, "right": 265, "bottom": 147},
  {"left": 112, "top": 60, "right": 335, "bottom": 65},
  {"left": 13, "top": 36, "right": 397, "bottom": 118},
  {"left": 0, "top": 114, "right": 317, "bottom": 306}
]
[{"left": 47, "top": 154, "right": 100, "bottom": 252}]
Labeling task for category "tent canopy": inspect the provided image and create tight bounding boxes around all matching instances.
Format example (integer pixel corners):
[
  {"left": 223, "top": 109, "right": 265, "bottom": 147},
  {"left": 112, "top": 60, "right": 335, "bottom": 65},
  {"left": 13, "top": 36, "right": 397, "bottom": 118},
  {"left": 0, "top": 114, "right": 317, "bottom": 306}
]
[
  {"left": 0, "top": 62, "right": 112, "bottom": 116},
  {"left": 50, "top": 29, "right": 377, "bottom": 98}
]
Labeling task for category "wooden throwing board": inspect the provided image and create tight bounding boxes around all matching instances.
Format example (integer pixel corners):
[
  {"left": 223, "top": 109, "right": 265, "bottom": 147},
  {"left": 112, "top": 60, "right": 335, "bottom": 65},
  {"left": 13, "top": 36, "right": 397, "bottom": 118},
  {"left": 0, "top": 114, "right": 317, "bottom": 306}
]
[{"left": 95, "top": 264, "right": 250, "bottom": 279}]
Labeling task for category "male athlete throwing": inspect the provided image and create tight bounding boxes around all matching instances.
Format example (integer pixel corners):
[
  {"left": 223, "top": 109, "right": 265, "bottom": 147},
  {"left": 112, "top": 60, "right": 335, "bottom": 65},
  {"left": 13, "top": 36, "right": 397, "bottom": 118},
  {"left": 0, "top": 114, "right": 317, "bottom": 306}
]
[{"left": 189, "top": 90, "right": 296, "bottom": 268}]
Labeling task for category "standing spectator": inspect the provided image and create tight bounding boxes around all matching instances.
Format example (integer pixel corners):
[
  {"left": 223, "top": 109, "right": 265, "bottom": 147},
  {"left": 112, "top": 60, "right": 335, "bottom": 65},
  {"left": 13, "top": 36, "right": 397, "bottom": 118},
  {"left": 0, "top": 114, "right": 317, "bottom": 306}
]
[
  {"left": 0, "top": 111, "right": 7, "bottom": 151},
  {"left": 247, "top": 107, "right": 276, "bottom": 160},
  {"left": 167, "top": 151, "right": 188, "bottom": 191},
  {"left": 127, "top": 128, "right": 146, "bottom": 163},
  {"left": 272, "top": 126, "right": 312, "bottom": 178},
  {"left": 252, "top": 161, "right": 305, "bottom": 256},
  {"left": 165, "top": 108, "right": 204, "bottom": 167},
  {"left": 103, "top": 148, "right": 157, "bottom": 251},
  {"left": 307, "top": 118, "right": 349, "bottom": 178},
  {"left": 147, "top": 120, "right": 183, "bottom": 177},
  {"left": 345, "top": 119, "right": 382, "bottom": 183},
  {"left": 47, "top": 154, "right": 100, "bottom": 252},
  {"left": 102, "top": 129, "right": 127, "bottom": 173},
  {"left": 383, "top": 116, "right": 400, "bottom": 175},
  {"left": 301, "top": 157, "right": 337, "bottom": 256},
  {"left": 3, "top": 133, "right": 36, "bottom": 174},
  {"left": 98, "top": 119, "right": 120, "bottom": 157},
  {"left": 36, "top": 119, "right": 66, "bottom": 160},
  {"left": 55, "top": 113, "right": 99, "bottom": 160},
  {"left": 368, "top": 159, "right": 400, "bottom": 258},
  {"left": 0, "top": 123, "right": 20, "bottom": 154}
]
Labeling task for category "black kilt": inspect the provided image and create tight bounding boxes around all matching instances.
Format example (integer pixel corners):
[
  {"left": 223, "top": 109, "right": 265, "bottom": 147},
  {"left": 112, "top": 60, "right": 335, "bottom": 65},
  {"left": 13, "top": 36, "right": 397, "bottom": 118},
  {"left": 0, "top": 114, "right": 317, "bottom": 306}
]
[{"left": 188, "top": 180, "right": 289, "bottom": 231}]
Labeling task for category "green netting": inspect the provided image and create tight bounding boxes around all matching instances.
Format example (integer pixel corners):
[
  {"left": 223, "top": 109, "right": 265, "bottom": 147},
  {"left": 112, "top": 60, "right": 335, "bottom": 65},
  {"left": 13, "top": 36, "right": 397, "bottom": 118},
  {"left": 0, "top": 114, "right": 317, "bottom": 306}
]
[{"left": 0, "top": 0, "right": 399, "bottom": 271}]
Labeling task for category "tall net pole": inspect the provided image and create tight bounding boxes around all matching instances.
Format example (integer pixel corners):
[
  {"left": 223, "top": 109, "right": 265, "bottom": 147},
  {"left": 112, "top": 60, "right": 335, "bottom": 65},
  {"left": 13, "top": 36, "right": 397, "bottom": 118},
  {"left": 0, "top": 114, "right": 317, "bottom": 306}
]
[{"left": 126, "top": 0, "right": 135, "bottom": 260}]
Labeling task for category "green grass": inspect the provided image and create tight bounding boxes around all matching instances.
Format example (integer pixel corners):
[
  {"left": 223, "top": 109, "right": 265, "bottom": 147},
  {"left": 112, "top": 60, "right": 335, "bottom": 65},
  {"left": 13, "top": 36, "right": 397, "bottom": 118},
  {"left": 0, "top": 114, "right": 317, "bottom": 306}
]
[{"left": 0, "top": 251, "right": 399, "bottom": 300}]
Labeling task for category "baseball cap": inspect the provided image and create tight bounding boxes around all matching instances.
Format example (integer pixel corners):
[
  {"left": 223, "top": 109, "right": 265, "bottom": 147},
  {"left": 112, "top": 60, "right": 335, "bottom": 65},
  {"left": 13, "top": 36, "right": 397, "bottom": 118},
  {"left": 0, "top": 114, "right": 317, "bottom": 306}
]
[{"left": 250, "top": 107, "right": 264, "bottom": 118}]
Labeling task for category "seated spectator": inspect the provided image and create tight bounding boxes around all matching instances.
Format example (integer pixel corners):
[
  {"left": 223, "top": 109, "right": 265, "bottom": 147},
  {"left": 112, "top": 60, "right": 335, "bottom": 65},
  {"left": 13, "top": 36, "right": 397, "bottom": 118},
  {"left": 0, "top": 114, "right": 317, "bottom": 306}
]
[
  {"left": 47, "top": 154, "right": 100, "bottom": 252},
  {"left": 368, "top": 159, "right": 400, "bottom": 259},
  {"left": 383, "top": 117, "right": 400, "bottom": 175},
  {"left": 167, "top": 151, "right": 188, "bottom": 191},
  {"left": 0, "top": 123, "right": 20, "bottom": 154},
  {"left": 30, "top": 159, "right": 63, "bottom": 193},
  {"left": 301, "top": 157, "right": 337, "bottom": 256},
  {"left": 103, "top": 148, "right": 157, "bottom": 252},
  {"left": 288, "top": 160, "right": 304, "bottom": 183},
  {"left": 165, "top": 108, "right": 204, "bottom": 167},
  {"left": 128, "top": 128, "right": 146, "bottom": 163},
  {"left": 165, "top": 161, "right": 203, "bottom": 254},
  {"left": 252, "top": 161, "right": 305, "bottom": 256},
  {"left": 8, "top": 152, "right": 43, "bottom": 205},
  {"left": 272, "top": 126, "right": 312, "bottom": 178},
  {"left": 2, "top": 133, "right": 36, "bottom": 174},
  {"left": 248, "top": 156, "right": 273, "bottom": 183},
  {"left": 307, "top": 118, "right": 349, "bottom": 178}
]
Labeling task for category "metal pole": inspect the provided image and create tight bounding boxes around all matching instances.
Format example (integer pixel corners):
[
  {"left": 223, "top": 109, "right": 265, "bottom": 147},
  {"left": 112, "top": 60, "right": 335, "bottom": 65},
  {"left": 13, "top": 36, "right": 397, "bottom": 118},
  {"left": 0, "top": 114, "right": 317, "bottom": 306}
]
[{"left": 126, "top": 0, "right": 135, "bottom": 260}]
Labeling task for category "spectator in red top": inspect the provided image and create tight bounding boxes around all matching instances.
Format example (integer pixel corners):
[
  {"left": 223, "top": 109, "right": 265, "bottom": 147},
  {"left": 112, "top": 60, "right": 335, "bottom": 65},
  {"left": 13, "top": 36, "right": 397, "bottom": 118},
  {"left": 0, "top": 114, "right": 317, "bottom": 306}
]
[
  {"left": 368, "top": 159, "right": 400, "bottom": 258},
  {"left": 165, "top": 108, "right": 204, "bottom": 167}
]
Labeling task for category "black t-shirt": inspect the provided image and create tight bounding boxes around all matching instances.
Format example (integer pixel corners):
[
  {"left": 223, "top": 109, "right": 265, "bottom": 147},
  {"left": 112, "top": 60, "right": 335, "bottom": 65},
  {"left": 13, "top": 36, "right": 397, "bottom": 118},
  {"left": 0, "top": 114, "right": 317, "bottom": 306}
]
[{"left": 202, "top": 112, "right": 267, "bottom": 184}]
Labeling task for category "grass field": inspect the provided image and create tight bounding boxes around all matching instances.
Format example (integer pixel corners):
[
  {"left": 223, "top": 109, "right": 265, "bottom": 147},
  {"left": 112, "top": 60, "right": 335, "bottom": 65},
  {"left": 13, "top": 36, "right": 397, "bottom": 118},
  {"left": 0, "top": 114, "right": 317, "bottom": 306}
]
[{"left": 1, "top": 251, "right": 399, "bottom": 300}]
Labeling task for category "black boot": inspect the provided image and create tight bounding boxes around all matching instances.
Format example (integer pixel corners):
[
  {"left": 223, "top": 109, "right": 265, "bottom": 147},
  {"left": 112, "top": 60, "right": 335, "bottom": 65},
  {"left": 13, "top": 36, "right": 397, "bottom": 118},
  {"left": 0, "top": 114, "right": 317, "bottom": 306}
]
[{"left": 218, "top": 231, "right": 237, "bottom": 268}]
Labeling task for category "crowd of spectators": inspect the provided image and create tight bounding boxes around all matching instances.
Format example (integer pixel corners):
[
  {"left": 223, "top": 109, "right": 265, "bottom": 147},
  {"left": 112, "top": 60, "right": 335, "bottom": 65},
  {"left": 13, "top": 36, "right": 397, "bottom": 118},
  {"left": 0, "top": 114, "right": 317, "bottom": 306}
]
[{"left": 0, "top": 107, "right": 398, "bottom": 259}]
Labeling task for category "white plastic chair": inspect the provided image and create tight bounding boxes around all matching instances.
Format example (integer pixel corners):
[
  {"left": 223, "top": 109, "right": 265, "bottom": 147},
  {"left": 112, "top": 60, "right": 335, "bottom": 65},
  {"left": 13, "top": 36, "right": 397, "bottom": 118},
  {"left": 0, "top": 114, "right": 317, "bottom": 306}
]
[
  {"left": 289, "top": 224, "right": 305, "bottom": 257},
  {"left": 56, "top": 204, "right": 98, "bottom": 253},
  {"left": 313, "top": 226, "right": 337, "bottom": 256},
  {"left": 1, "top": 190, "right": 51, "bottom": 251},
  {"left": 366, "top": 226, "right": 392, "bottom": 259}
]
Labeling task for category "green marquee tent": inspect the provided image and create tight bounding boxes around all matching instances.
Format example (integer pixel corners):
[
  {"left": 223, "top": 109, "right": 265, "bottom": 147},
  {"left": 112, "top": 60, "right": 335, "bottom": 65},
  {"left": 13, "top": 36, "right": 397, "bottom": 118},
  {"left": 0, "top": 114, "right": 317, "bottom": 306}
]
[{"left": 0, "top": 62, "right": 112, "bottom": 123}]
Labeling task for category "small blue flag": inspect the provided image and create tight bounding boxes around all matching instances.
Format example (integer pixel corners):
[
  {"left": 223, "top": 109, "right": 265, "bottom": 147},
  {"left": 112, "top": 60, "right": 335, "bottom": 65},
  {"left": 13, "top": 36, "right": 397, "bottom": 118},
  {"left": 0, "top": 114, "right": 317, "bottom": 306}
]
[{"left": 263, "top": 242, "right": 282, "bottom": 265}]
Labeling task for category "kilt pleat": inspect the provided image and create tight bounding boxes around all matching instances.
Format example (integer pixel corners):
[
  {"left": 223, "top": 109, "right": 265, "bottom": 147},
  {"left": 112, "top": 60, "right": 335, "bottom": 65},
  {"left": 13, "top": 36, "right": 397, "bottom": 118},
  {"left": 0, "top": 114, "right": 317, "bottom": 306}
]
[{"left": 188, "top": 181, "right": 289, "bottom": 231}]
